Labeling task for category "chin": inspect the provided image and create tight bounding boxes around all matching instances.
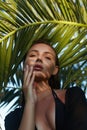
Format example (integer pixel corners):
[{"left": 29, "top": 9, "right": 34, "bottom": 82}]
[{"left": 34, "top": 71, "right": 46, "bottom": 81}]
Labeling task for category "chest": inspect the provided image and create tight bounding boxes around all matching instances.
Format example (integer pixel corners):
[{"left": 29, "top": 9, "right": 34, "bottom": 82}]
[
  {"left": 35, "top": 96, "right": 55, "bottom": 130},
  {"left": 35, "top": 90, "right": 66, "bottom": 130}
]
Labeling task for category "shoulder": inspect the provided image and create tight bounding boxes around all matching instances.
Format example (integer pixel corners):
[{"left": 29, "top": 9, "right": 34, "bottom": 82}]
[
  {"left": 55, "top": 89, "right": 66, "bottom": 104},
  {"left": 5, "top": 107, "right": 23, "bottom": 130},
  {"left": 65, "top": 86, "right": 86, "bottom": 105},
  {"left": 5, "top": 107, "right": 23, "bottom": 119},
  {"left": 66, "top": 86, "right": 85, "bottom": 95},
  {"left": 55, "top": 86, "right": 86, "bottom": 105}
]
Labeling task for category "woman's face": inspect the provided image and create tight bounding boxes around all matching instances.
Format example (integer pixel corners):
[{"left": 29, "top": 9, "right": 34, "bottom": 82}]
[{"left": 24, "top": 43, "right": 58, "bottom": 81}]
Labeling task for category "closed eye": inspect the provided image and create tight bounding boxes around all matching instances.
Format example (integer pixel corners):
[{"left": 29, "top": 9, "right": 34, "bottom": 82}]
[
  {"left": 29, "top": 53, "right": 37, "bottom": 57},
  {"left": 29, "top": 54, "right": 36, "bottom": 57},
  {"left": 45, "top": 57, "right": 51, "bottom": 60}
]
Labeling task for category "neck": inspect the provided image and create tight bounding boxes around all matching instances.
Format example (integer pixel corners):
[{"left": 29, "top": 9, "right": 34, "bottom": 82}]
[
  {"left": 34, "top": 80, "right": 51, "bottom": 94},
  {"left": 34, "top": 80, "right": 52, "bottom": 102}
]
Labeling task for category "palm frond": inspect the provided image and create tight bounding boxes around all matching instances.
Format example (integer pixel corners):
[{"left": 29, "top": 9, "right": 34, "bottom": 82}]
[{"left": 0, "top": 0, "right": 87, "bottom": 106}]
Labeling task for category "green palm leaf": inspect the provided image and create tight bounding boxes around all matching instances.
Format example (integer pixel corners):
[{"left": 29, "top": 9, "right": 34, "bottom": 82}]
[{"left": 0, "top": 0, "right": 87, "bottom": 107}]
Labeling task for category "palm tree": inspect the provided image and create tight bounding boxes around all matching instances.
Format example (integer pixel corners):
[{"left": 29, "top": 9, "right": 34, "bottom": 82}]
[{"left": 0, "top": 0, "right": 87, "bottom": 108}]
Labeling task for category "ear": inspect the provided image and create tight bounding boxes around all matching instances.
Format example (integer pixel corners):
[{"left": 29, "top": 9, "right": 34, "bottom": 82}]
[{"left": 53, "top": 66, "right": 59, "bottom": 75}]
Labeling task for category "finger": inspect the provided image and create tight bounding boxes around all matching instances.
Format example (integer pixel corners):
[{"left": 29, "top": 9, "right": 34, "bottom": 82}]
[
  {"left": 26, "top": 66, "right": 33, "bottom": 86},
  {"left": 28, "top": 72, "right": 35, "bottom": 97},
  {"left": 29, "top": 71, "right": 35, "bottom": 88},
  {"left": 23, "top": 65, "right": 29, "bottom": 84},
  {"left": 24, "top": 65, "right": 33, "bottom": 86},
  {"left": 23, "top": 66, "right": 34, "bottom": 96}
]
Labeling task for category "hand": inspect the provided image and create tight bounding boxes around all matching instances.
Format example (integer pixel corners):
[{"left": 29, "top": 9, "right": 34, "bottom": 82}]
[{"left": 23, "top": 65, "right": 37, "bottom": 104}]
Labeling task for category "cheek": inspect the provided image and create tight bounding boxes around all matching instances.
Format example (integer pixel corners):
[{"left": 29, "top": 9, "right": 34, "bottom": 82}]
[
  {"left": 25, "top": 58, "right": 36, "bottom": 66},
  {"left": 49, "top": 66, "right": 55, "bottom": 74},
  {"left": 46, "top": 63, "right": 55, "bottom": 75}
]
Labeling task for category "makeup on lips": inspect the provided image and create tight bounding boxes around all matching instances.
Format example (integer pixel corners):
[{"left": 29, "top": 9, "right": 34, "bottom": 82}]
[{"left": 33, "top": 64, "right": 43, "bottom": 71}]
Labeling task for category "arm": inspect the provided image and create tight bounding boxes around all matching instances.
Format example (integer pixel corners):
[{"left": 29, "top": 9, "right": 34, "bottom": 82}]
[
  {"left": 18, "top": 101, "right": 35, "bottom": 130},
  {"left": 18, "top": 65, "right": 37, "bottom": 130}
]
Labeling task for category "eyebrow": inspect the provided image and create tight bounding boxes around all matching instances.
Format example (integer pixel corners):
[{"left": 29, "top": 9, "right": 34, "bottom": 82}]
[{"left": 29, "top": 50, "right": 55, "bottom": 57}]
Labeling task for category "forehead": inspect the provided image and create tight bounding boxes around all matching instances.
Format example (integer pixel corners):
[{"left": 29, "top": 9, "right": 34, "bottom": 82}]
[{"left": 28, "top": 43, "right": 56, "bottom": 56}]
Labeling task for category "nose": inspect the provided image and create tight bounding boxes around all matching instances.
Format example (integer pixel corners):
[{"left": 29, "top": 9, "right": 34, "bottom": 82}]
[
  {"left": 36, "top": 58, "right": 42, "bottom": 63},
  {"left": 35, "top": 54, "right": 42, "bottom": 63}
]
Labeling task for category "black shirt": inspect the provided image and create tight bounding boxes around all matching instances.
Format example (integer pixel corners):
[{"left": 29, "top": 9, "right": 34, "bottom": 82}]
[{"left": 5, "top": 87, "right": 87, "bottom": 130}]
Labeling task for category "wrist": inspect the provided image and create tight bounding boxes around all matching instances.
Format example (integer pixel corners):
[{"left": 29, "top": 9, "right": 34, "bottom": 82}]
[{"left": 25, "top": 100, "right": 36, "bottom": 108}]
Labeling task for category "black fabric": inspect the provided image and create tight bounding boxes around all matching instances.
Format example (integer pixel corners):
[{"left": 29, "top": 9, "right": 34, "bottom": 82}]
[
  {"left": 5, "top": 89, "right": 65, "bottom": 130},
  {"left": 5, "top": 108, "right": 23, "bottom": 130},
  {"left": 5, "top": 107, "right": 37, "bottom": 130},
  {"left": 65, "top": 87, "right": 87, "bottom": 130},
  {"left": 5, "top": 87, "right": 87, "bottom": 130},
  {"left": 52, "top": 89, "right": 65, "bottom": 130}
]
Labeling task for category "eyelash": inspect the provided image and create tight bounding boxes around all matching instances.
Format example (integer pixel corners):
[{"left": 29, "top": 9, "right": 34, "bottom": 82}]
[
  {"left": 29, "top": 54, "right": 36, "bottom": 57},
  {"left": 29, "top": 54, "right": 51, "bottom": 60},
  {"left": 45, "top": 57, "right": 51, "bottom": 60}
]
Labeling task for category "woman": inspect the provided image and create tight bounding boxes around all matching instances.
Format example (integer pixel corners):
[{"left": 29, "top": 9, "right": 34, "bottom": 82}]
[{"left": 5, "top": 41, "right": 87, "bottom": 130}]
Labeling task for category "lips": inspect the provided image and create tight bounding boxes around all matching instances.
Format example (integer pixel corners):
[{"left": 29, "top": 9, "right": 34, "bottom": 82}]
[{"left": 33, "top": 64, "right": 43, "bottom": 71}]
